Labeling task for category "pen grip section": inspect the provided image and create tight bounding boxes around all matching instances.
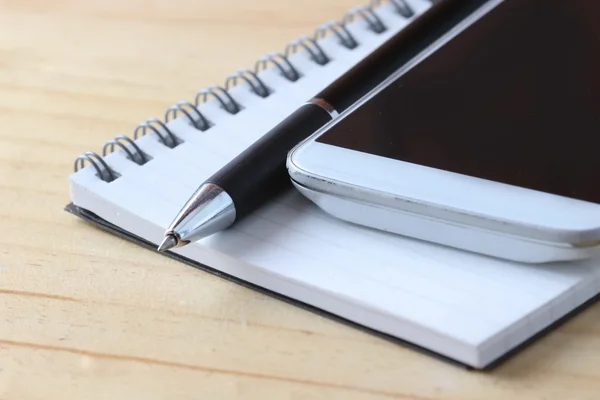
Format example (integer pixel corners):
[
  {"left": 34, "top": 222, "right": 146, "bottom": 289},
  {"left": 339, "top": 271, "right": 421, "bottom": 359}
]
[{"left": 206, "top": 103, "right": 333, "bottom": 218}]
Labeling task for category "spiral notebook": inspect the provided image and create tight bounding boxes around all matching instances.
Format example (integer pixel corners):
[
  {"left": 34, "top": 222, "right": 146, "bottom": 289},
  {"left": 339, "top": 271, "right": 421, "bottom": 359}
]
[{"left": 66, "top": 0, "right": 600, "bottom": 369}]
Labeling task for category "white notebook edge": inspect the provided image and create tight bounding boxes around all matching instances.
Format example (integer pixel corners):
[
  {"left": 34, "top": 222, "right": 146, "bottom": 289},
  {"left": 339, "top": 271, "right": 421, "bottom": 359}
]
[
  {"left": 477, "top": 276, "right": 600, "bottom": 367},
  {"left": 65, "top": 188, "right": 600, "bottom": 370}
]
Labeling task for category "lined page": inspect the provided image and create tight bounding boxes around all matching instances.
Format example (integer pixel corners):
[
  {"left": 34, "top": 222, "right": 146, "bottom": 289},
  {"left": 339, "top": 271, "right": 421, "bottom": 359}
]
[{"left": 69, "top": 0, "right": 600, "bottom": 368}]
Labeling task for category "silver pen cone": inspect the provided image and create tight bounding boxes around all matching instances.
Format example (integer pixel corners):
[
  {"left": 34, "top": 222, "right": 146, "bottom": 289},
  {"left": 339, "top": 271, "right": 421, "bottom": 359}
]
[
  {"left": 157, "top": 234, "right": 179, "bottom": 252},
  {"left": 158, "top": 183, "right": 236, "bottom": 252}
]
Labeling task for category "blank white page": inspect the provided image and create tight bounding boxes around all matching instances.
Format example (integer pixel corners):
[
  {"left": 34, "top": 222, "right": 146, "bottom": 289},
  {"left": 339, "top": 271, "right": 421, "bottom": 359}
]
[{"left": 68, "top": 0, "right": 600, "bottom": 368}]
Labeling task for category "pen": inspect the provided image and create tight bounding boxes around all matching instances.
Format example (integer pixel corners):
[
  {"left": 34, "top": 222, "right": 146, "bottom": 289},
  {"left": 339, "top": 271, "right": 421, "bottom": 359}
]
[{"left": 158, "top": 0, "right": 485, "bottom": 252}]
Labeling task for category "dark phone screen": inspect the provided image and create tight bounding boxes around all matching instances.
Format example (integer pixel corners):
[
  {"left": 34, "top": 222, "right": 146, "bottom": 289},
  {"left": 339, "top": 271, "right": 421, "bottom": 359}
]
[{"left": 316, "top": 0, "right": 600, "bottom": 204}]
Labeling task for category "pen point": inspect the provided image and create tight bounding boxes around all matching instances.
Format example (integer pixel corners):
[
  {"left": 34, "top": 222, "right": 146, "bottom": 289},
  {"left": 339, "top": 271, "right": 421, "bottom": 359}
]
[{"left": 157, "top": 234, "right": 178, "bottom": 252}]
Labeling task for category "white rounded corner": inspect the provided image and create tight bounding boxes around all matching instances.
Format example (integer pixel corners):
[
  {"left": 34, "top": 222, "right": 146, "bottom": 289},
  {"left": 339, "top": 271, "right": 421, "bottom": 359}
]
[
  {"left": 290, "top": 178, "right": 600, "bottom": 264},
  {"left": 286, "top": 138, "right": 600, "bottom": 247}
]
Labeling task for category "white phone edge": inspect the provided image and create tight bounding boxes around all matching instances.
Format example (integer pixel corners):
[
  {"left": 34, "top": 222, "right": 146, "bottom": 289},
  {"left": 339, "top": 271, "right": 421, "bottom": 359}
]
[
  {"left": 287, "top": 172, "right": 600, "bottom": 264},
  {"left": 287, "top": 128, "right": 600, "bottom": 263}
]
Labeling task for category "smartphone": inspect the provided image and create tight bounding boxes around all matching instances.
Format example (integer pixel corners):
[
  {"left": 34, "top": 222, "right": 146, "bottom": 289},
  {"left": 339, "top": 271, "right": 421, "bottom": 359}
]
[{"left": 287, "top": 0, "right": 600, "bottom": 263}]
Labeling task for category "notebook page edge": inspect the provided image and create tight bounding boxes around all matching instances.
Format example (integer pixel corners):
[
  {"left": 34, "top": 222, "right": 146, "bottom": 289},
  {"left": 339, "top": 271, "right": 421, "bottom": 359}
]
[{"left": 475, "top": 268, "right": 600, "bottom": 367}]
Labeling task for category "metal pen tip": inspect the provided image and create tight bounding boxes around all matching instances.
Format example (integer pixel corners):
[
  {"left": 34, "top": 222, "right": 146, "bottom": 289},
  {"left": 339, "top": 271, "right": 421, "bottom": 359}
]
[{"left": 157, "top": 234, "right": 178, "bottom": 252}]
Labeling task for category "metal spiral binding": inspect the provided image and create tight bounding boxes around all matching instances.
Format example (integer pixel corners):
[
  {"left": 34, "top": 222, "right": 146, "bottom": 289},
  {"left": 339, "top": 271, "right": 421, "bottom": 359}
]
[
  {"left": 254, "top": 52, "right": 301, "bottom": 82},
  {"left": 102, "top": 135, "right": 148, "bottom": 165},
  {"left": 284, "top": 35, "right": 330, "bottom": 66},
  {"left": 76, "top": 0, "right": 413, "bottom": 182},
  {"left": 225, "top": 69, "right": 270, "bottom": 98},
  {"left": 343, "top": 5, "right": 387, "bottom": 34},
  {"left": 371, "top": 0, "right": 415, "bottom": 18},
  {"left": 314, "top": 20, "right": 359, "bottom": 50},
  {"left": 164, "top": 101, "right": 211, "bottom": 132},
  {"left": 74, "top": 151, "right": 117, "bottom": 182},
  {"left": 133, "top": 117, "right": 180, "bottom": 148},
  {"left": 194, "top": 85, "right": 241, "bottom": 114}
]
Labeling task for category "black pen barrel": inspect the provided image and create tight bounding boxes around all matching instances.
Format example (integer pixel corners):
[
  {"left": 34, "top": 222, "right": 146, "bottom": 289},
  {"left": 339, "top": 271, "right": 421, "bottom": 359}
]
[{"left": 205, "top": 103, "right": 333, "bottom": 218}]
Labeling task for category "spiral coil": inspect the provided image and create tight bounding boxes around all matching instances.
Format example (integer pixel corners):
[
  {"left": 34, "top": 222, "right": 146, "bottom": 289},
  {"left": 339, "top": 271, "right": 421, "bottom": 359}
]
[
  {"left": 102, "top": 135, "right": 148, "bottom": 165},
  {"left": 134, "top": 117, "right": 180, "bottom": 148},
  {"left": 371, "top": 0, "right": 415, "bottom": 18},
  {"left": 314, "top": 21, "right": 359, "bottom": 50},
  {"left": 343, "top": 5, "right": 387, "bottom": 34},
  {"left": 285, "top": 35, "right": 330, "bottom": 66},
  {"left": 74, "top": 0, "right": 415, "bottom": 182}
]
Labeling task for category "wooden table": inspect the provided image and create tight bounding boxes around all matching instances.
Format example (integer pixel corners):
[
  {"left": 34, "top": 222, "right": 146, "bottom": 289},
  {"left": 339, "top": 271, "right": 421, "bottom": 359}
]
[{"left": 1, "top": 0, "right": 598, "bottom": 398}]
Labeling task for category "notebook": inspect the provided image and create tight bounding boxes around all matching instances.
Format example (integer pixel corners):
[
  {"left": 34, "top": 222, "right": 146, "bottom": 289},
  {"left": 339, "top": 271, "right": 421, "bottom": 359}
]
[{"left": 66, "top": 0, "right": 600, "bottom": 369}]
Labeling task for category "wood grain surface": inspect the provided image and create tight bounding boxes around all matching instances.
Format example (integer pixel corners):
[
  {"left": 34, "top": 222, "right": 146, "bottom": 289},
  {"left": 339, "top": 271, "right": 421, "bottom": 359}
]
[{"left": 1, "top": 0, "right": 599, "bottom": 399}]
